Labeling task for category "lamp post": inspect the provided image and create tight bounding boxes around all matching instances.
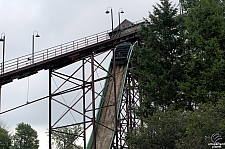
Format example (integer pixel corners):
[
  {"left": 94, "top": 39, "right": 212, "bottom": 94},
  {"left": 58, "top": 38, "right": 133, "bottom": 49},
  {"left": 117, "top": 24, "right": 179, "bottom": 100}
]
[
  {"left": 118, "top": 8, "right": 124, "bottom": 32},
  {"left": 0, "top": 33, "right": 5, "bottom": 73},
  {"left": 32, "top": 31, "right": 40, "bottom": 64},
  {"left": 0, "top": 33, "right": 4, "bottom": 114},
  {"left": 105, "top": 7, "right": 114, "bottom": 32}
]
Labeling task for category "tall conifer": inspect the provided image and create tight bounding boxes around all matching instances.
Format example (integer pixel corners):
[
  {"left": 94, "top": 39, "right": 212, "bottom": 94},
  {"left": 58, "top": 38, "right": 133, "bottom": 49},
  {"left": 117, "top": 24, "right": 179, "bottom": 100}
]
[
  {"left": 132, "top": 0, "right": 184, "bottom": 116},
  {"left": 179, "top": 0, "right": 225, "bottom": 109}
]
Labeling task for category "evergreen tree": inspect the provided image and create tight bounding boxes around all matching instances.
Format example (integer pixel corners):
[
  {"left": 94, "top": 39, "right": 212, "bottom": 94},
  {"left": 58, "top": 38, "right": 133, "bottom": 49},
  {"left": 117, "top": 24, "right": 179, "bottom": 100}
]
[
  {"left": 175, "top": 100, "right": 225, "bottom": 148},
  {"left": 0, "top": 127, "right": 11, "bottom": 149},
  {"left": 179, "top": 0, "right": 197, "bottom": 12},
  {"left": 127, "top": 0, "right": 225, "bottom": 148},
  {"left": 132, "top": 0, "right": 184, "bottom": 117},
  {"left": 126, "top": 100, "right": 225, "bottom": 148},
  {"left": 13, "top": 122, "right": 39, "bottom": 149},
  {"left": 179, "top": 0, "right": 225, "bottom": 109},
  {"left": 126, "top": 106, "right": 184, "bottom": 149}
]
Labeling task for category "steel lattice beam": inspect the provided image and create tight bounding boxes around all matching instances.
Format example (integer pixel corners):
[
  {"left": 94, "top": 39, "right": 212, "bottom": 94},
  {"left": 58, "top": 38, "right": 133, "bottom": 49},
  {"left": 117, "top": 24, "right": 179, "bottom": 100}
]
[{"left": 48, "top": 42, "right": 142, "bottom": 149}]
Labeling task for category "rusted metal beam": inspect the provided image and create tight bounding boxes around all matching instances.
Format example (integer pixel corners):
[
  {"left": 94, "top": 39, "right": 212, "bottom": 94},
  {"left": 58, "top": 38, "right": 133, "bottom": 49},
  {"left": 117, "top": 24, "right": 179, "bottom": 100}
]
[{"left": 49, "top": 69, "right": 52, "bottom": 149}]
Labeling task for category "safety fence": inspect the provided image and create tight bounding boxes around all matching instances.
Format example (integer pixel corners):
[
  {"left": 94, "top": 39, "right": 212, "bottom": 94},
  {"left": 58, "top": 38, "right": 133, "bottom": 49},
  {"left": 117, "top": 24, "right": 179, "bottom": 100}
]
[{"left": 0, "top": 20, "right": 144, "bottom": 74}]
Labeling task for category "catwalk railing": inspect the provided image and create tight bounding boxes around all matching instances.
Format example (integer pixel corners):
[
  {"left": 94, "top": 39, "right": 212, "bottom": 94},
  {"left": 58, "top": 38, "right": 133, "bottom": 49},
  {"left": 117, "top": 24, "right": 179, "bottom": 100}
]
[{"left": 0, "top": 20, "right": 143, "bottom": 75}]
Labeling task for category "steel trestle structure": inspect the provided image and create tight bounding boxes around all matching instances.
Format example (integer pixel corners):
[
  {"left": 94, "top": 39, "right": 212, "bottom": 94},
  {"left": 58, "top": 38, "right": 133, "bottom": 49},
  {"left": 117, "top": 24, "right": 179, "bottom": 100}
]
[
  {"left": 48, "top": 43, "right": 141, "bottom": 149},
  {"left": 0, "top": 20, "right": 144, "bottom": 149}
]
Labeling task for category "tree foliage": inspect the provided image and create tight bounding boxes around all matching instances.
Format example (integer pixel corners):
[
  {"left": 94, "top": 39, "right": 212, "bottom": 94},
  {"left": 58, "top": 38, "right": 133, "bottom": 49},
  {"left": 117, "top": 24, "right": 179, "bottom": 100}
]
[
  {"left": 0, "top": 126, "right": 11, "bottom": 149},
  {"left": 179, "top": 0, "right": 225, "bottom": 109},
  {"left": 126, "top": 106, "right": 184, "bottom": 149},
  {"left": 133, "top": 0, "right": 225, "bottom": 112},
  {"left": 176, "top": 100, "right": 225, "bottom": 148},
  {"left": 179, "top": 0, "right": 197, "bottom": 12},
  {"left": 127, "top": 0, "right": 225, "bottom": 148},
  {"left": 13, "top": 122, "right": 39, "bottom": 149},
  {"left": 132, "top": 0, "right": 184, "bottom": 117},
  {"left": 52, "top": 125, "right": 82, "bottom": 149},
  {"left": 126, "top": 100, "right": 225, "bottom": 148}
]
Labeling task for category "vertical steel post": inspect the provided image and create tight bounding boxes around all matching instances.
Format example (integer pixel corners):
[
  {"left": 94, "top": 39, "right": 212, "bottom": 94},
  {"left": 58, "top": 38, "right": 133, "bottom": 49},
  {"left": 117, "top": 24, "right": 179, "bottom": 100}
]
[
  {"left": 128, "top": 75, "right": 132, "bottom": 131},
  {"left": 118, "top": 121, "right": 123, "bottom": 146},
  {"left": 111, "top": 8, "right": 113, "bottom": 32},
  {"left": 32, "top": 31, "right": 40, "bottom": 64},
  {"left": 0, "top": 34, "right": 5, "bottom": 73},
  {"left": 82, "top": 59, "right": 86, "bottom": 148},
  {"left": 32, "top": 35, "right": 34, "bottom": 64},
  {"left": 139, "top": 79, "right": 144, "bottom": 127},
  {"left": 91, "top": 53, "right": 96, "bottom": 149},
  {"left": 2, "top": 35, "right": 5, "bottom": 73},
  {"left": 132, "top": 76, "right": 135, "bottom": 129},
  {"left": 49, "top": 69, "right": 52, "bottom": 149},
  {"left": 126, "top": 86, "right": 129, "bottom": 132},
  {"left": 0, "top": 86, "right": 1, "bottom": 114},
  {"left": 113, "top": 47, "right": 118, "bottom": 148},
  {"left": 118, "top": 12, "right": 121, "bottom": 32}
]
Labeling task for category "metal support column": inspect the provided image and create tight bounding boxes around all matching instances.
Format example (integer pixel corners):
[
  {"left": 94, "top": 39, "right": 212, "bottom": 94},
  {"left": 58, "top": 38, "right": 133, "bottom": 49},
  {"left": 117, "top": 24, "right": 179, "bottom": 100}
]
[
  {"left": 32, "top": 35, "right": 34, "bottom": 64},
  {"left": 126, "top": 85, "right": 130, "bottom": 132},
  {"left": 132, "top": 76, "right": 135, "bottom": 129},
  {"left": 128, "top": 75, "right": 132, "bottom": 131},
  {"left": 49, "top": 69, "right": 52, "bottom": 149},
  {"left": 91, "top": 53, "right": 96, "bottom": 149},
  {"left": 113, "top": 47, "right": 118, "bottom": 148},
  {"left": 2, "top": 35, "right": 5, "bottom": 73},
  {"left": 82, "top": 59, "right": 86, "bottom": 148},
  {"left": 0, "top": 86, "right": 1, "bottom": 114}
]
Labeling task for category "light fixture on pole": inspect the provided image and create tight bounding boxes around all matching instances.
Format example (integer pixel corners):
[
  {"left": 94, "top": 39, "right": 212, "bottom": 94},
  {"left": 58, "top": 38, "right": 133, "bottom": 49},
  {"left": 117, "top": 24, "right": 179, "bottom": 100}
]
[
  {"left": 105, "top": 7, "right": 114, "bottom": 32},
  {"left": 0, "top": 32, "right": 5, "bottom": 115},
  {"left": 118, "top": 8, "right": 124, "bottom": 32},
  {"left": 0, "top": 33, "right": 5, "bottom": 73},
  {"left": 32, "top": 31, "right": 40, "bottom": 64}
]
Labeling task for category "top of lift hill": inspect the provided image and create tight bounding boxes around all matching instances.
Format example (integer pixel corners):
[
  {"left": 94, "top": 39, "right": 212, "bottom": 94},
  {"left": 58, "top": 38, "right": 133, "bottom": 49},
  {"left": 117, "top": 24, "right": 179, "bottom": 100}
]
[{"left": 0, "top": 19, "right": 143, "bottom": 86}]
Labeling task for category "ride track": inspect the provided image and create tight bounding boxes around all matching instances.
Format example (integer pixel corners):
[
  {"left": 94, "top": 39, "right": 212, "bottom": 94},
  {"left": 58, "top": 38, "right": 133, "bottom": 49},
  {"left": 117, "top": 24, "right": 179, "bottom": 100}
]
[{"left": 0, "top": 19, "right": 143, "bottom": 149}]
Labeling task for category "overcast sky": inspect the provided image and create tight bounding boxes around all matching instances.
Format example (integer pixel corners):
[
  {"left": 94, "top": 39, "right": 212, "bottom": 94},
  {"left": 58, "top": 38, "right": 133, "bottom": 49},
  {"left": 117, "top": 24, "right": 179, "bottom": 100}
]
[{"left": 0, "top": 0, "right": 179, "bottom": 148}]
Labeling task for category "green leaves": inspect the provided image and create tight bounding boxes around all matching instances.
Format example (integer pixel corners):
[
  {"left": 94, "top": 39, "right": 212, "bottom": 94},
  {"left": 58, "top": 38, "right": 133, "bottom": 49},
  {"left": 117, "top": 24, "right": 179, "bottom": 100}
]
[
  {"left": 13, "top": 122, "right": 39, "bottom": 149},
  {"left": 176, "top": 100, "right": 225, "bottom": 148},
  {"left": 0, "top": 127, "right": 11, "bottom": 149},
  {"left": 132, "top": 0, "right": 184, "bottom": 116},
  {"left": 180, "top": 0, "right": 225, "bottom": 107},
  {"left": 51, "top": 125, "right": 82, "bottom": 149},
  {"left": 127, "top": 100, "right": 225, "bottom": 148},
  {"left": 126, "top": 106, "right": 184, "bottom": 149},
  {"left": 128, "top": 0, "right": 225, "bottom": 148}
]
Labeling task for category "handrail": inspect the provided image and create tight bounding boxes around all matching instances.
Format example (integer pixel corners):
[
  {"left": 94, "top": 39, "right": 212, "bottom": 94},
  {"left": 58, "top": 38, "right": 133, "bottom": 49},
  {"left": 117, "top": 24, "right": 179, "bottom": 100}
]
[{"left": 0, "top": 19, "right": 144, "bottom": 75}]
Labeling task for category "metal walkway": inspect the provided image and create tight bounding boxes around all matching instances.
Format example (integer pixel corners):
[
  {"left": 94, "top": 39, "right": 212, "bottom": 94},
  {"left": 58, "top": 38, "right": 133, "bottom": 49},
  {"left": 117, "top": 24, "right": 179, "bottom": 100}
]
[
  {"left": 0, "top": 20, "right": 142, "bottom": 149},
  {"left": 0, "top": 20, "right": 142, "bottom": 86}
]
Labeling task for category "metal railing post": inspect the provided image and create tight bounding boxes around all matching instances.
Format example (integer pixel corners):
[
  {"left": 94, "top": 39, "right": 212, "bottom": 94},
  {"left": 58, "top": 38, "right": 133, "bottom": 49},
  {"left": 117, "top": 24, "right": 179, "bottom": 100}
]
[
  {"left": 61, "top": 45, "right": 62, "bottom": 55},
  {"left": 47, "top": 49, "right": 48, "bottom": 59},
  {"left": 17, "top": 58, "right": 19, "bottom": 69}
]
